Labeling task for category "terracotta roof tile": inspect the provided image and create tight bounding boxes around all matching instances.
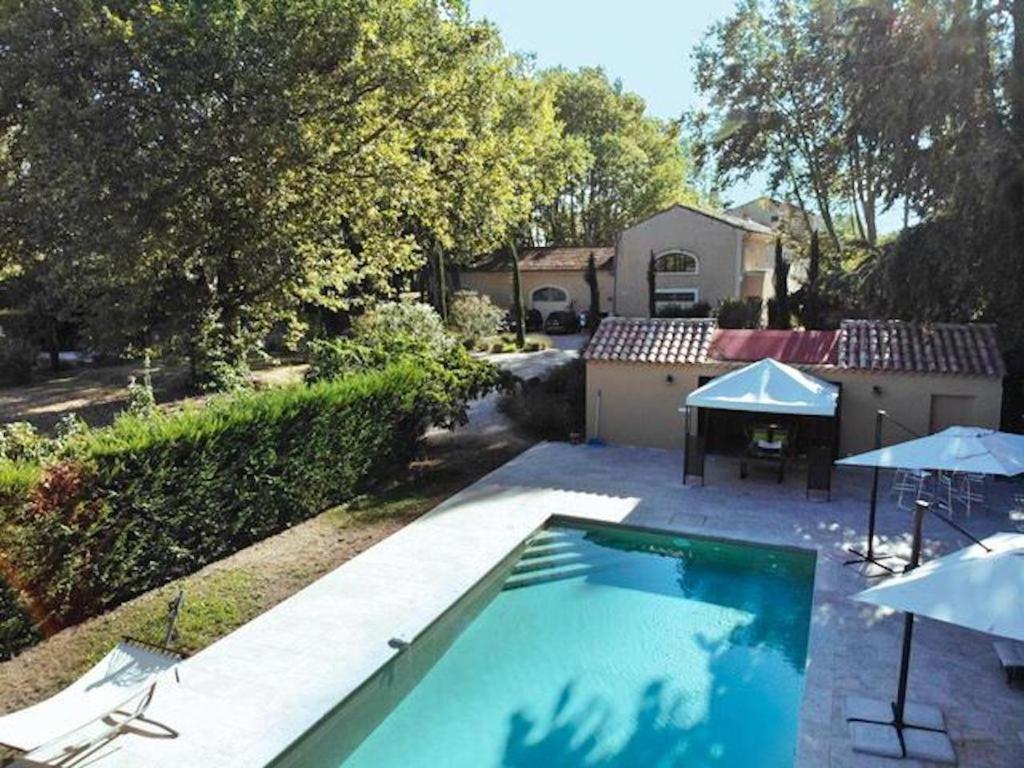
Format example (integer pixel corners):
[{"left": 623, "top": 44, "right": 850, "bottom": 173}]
[
  {"left": 468, "top": 247, "right": 614, "bottom": 272},
  {"left": 584, "top": 318, "right": 717, "bottom": 365},
  {"left": 837, "top": 320, "right": 1004, "bottom": 377}
]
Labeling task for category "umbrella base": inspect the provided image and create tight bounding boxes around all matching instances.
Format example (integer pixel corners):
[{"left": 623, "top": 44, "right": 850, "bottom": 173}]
[
  {"left": 846, "top": 695, "right": 956, "bottom": 764},
  {"left": 844, "top": 546, "right": 898, "bottom": 574}
]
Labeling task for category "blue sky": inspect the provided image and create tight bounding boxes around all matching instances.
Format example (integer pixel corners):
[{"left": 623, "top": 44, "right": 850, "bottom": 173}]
[{"left": 469, "top": 0, "right": 766, "bottom": 208}]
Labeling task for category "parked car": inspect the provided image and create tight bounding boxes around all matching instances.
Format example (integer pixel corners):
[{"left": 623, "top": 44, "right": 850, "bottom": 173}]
[
  {"left": 502, "top": 309, "right": 544, "bottom": 333},
  {"left": 544, "top": 310, "right": 579, "bottom": 335}
]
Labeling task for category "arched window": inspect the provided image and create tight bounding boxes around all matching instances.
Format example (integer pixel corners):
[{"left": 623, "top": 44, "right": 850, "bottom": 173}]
[
  {"left": 531, "top": 286, "right": 569, "bottom": 303},
  {"left": 654, "top": 251, "right": 699, "bottom": 274}
]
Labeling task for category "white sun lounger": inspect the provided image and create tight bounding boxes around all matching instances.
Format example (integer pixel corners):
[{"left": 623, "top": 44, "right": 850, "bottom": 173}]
[
  {"left": 14, "top": 682, "right": 161, "bottom": 767},
  {"left": 0, "top": 639, "right": 181, "bottom": 754}
]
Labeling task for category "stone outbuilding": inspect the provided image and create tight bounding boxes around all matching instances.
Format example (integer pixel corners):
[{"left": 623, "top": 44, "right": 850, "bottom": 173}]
[{"left": 583, "top": 318, "right": 1005, "bottom": 457}]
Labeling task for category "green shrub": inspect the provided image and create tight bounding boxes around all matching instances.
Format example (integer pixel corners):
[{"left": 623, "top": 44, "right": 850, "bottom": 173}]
[
  {"left": 715, "top": 297, "right": 763, "bottom": 329},
  {"left": 0, "top": 422, "right": 51, "bottom": 464},
  {"left": 448, "top": 291, "right": 504, "bottom": 343},
  {"left": 0, "top": 579, "right": 39, "bottom": 658},
  {"left": 353, "top": 301, "right": 453, "bottom": 358},
  {"left": 0, "top": 359, "right": 495, "bottom": 652},
  {"left": 498, "top": 359, "right": 586, "bottom": 440}
]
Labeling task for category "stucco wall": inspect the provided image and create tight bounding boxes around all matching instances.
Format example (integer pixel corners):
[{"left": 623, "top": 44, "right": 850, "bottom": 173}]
[
  {"left": 615, "top": 207, "right": 777, "bottom": 316},
  {"left": 459, "top": 270, "right": 615, "bottom": 317},
  {"left": 615, "top": 208, "right": 742, "bottom": 317},
  {"left": 825, "top": 371, "right": 1003, "bottom": 457},
  {"left": 585, "top": 361, "right": 1004, "bottom": 456}
]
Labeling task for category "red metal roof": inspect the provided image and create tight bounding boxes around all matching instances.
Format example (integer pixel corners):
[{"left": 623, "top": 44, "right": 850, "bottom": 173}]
[{"left": 709, "top": 330, "right": 840, "bottom": 366}]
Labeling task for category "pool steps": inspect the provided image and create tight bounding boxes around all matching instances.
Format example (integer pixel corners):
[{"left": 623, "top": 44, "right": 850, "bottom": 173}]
[{"left": 503, "top": 529, "right": 624, "bottom": 590}]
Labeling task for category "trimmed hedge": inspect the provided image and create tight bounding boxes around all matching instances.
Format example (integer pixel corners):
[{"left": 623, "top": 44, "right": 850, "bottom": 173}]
[{"left": 0, "top": 359, "right": 494, "bottom": 655}]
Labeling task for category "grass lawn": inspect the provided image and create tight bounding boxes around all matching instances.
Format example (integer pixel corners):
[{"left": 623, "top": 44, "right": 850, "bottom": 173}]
[{"left": 0, "top": 433, "right": 529, "bottom": 722}]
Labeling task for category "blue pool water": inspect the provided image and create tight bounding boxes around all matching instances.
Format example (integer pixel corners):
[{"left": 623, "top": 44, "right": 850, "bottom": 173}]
[{"left": 276, "top": 522, "right": 815, "bottom": 768}]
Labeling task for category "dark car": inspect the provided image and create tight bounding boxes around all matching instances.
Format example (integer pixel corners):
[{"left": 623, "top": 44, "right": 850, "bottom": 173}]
[
  {"left": 503, "top": 309, "right": 544, "bottom": 333},
  {"left": 544, "top": 310, "right": 579, "bottom": 335}
]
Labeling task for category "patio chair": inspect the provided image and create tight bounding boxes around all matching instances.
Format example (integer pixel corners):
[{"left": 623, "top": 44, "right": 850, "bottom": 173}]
[
  {"left": 993, "top": 639, "right": 1024, "bottom": 684},
  {"left": 892, "top": 469, "right": 930, "bottom": 511},
  {"left": 960, "top": 473, "right": 986, "bottom": 516}
]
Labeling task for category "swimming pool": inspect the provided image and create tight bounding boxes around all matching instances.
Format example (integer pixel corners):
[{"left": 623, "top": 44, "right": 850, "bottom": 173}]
[{"left": 270, "top": 521, "right": 816, "bottom": 768}]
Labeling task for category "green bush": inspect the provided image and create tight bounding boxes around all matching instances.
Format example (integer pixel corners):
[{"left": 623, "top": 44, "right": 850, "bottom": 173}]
[
  {"left": 448, "top": 291, "right": 505, "bottom": 343},
  {"left": 0, "top": 359, "right": 494, "bottom": 654},
  {"left": 498, "top": 359, "right": 586, "bottom": 440},
  {"left": 353, "top": 301, "right": 453, "bottom": 358},
  {"left": 715, "top": 297, "right": 763, "bottom": 329},
  {"left": 0, "top": 579, "right": 39, "bottom": 658}
]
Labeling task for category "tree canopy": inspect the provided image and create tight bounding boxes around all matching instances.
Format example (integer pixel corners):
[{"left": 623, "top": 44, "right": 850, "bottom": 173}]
[
  {"left": 532, "top": 67, "right": 700, "bottom": 246},
  {"left": 0, "top": 0, "right": 571, "bottom": 385}
]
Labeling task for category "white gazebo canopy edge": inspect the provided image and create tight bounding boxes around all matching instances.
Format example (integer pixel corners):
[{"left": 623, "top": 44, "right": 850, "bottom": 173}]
[{"left": 681, "top": 357, "right": 839, "bottom": 418}]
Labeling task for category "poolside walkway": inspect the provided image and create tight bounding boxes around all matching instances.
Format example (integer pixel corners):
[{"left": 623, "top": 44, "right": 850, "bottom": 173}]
[{"left": 22, "top": 443, "right": 1024, "bottom": 767}]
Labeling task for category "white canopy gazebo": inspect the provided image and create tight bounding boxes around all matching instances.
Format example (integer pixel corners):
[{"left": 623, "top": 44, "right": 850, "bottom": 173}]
[
  {"left": 684, "top": 357, "right": 839, "bottom": 416},
  {"left": 679, "top": 358, "right": 839, "bottom": 490}
]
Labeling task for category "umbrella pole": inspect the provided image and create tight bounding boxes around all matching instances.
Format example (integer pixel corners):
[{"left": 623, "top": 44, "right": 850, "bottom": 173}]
[
  {"left": 846, "top": 502, "right": 949, "bottom": 759},
  {"left": 845, "top": 410, "right": 896, "bottom": 572},
  {"left": 891, "top": 501, "right": 927, "bottom": 747}
]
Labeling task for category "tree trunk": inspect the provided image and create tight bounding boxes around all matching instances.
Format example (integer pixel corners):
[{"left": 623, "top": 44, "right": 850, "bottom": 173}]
[
  {"left": 435, "top": 244, "right": 447, "bottom": 323},
  {"left": 47, "top": 317, "right": 60, "bottom": 374},
  {"left": 1012, "top": 0, "right": 1024, "bottom": 145}
]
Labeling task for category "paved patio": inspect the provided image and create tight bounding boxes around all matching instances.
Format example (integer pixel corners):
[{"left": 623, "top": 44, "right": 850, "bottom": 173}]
[{"left": 20, "top": 442, "right": 1024, "bottom": 767}]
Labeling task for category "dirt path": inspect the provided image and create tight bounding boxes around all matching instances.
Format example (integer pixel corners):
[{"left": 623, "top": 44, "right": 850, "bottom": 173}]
[{"left": 0, "top": 361, "right": 308, "bottom": 432}]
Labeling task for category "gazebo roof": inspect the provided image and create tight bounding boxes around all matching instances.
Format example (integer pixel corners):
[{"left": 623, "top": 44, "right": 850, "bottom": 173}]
[{"left": 683, "top": 358, "right": 839, "bottom": 417}]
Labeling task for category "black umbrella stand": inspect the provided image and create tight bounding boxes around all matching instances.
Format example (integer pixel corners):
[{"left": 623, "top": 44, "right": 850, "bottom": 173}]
[
  {"left": 845, "top": 410, "right": 899, "bottom": 573},
  {"left": 847, "top": 500, "right": 949, "bottom": 757}
]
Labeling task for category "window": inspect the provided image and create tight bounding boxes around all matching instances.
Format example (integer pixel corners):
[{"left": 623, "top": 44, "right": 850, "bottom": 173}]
[
  {"left": 655, "top": 288, "right": 698, "bottom": 308},
  {"left": 654, "top": 251, "right": 699, "bottom": 274},
  {"left": 531, "top": 286, "right": 568, "bottom": 303}
]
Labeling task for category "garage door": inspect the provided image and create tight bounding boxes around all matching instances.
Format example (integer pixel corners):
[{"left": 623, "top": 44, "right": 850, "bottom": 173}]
[{"left": 929, "top": 395, "right": 975, "bottom": 433}]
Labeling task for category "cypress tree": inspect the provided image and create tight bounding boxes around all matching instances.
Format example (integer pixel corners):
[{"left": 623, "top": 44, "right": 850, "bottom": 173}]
[{"left": 509, "top": 240, "right": 526, "bottom": 347}]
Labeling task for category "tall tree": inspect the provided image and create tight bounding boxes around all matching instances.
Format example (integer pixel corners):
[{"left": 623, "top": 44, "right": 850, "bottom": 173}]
[
  {"left": 532, "top": 67, "right": 700, "bottom": 246},
  {"left": 694, "top": 0, "right": 898, "bottom": 251},
  {"left": 584, "top": 251, "right": 600, "bottom": 331},
  {"left": 769, "top": 237, "right": 791, "bottom": 329},
  {"left": 801, "top": 230, "right": 822, "bottom": 329},
  {"left": 509, "top": 240, "right": 526, "bottom": 348},
  {"left": 0, "top": 0, "right": 571, "bottom": 387}
]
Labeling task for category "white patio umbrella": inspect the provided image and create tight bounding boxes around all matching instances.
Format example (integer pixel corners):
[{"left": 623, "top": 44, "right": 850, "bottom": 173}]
[
  {"left": 836, "top": 422, "right": 1024, "bottom": 572},
  {"left": 845, "top": 509, "right": 1024, "bottom": 763},
  {"left": 837, "top": 426, "right": 1024, "bottom": 475},
  {"left": 854, "top": 530, "right": 1024, "bottom": 641}
]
